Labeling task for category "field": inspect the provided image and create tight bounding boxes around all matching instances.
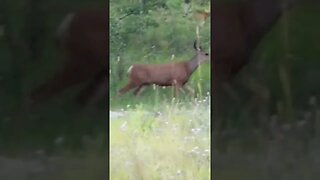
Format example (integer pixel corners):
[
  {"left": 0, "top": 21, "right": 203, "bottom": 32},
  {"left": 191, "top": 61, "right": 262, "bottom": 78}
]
[{"left": 110, "top": 97, "right": 210, "bottom": 179}]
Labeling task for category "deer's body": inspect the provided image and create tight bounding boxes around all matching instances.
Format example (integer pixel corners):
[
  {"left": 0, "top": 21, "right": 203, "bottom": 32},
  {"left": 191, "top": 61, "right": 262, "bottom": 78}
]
[
  {"left": 118, "top": 42, "right": 209, "bottom": 96},
  {"left": 131, "top": 64, "right": 182, "bottom": 86},
  {"left": 213, "top": 0, "right": 283, "bottom": 84},
  {"left": 213, "top": 0, "right": 306, "bottom": 85},
  {"left": 29, "top": 9, "right": 107, "bottom": 106},
  {"left": 213, "top": 0, "right": 305, "bottom": 133},
  {"left": 129, "top": 62, "right": 194, "bottom": 86}
]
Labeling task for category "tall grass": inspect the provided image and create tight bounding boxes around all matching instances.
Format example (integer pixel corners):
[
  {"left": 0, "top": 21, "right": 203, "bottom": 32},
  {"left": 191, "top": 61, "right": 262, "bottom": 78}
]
[{"left": 110, "top": 96, "right": 210, "bottom": 180}]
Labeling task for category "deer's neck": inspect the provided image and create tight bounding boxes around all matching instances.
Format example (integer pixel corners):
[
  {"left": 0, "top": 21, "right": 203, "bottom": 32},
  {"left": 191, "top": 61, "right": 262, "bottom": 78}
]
[{"left": 186, "top": 56, "right": 201, "bottom": 76}]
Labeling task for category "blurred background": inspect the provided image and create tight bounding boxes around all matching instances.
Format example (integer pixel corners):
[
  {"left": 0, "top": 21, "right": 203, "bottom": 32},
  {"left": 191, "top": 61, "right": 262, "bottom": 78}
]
[
  {"left": 1, "top": 0, "right": 319, "bottom": 179},
  {"left": 213, "top": 0, "right": 320, "bottom": 179},
  {"left": 0, "top": 0, "right": 107, "bottom": 179}
]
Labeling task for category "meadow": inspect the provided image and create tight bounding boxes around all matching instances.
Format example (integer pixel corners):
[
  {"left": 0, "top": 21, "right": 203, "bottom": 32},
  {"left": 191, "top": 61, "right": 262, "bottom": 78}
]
[{"left": 110, "top": 97, "right": 210, "bottom": 179}]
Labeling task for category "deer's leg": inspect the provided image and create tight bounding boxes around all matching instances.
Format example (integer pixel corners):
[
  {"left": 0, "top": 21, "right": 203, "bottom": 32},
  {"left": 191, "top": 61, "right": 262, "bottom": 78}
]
[
  {"left": 76, "top": 69, "right": 107, "bottom": 106},
  {"left": 133, "top": 85, "right": 145, "bottom": 96},
  {"left": 183, "top": 85, "right": 195, "bottom": 96},
  {"left": 179, "top": 86, "right": 194, "bottom": 96},
  {"left": 118, "top": 82, "right": 136, "bottom": 96},
  {"left": 174, "top": 86, "right": 178, "bottom": 98},
  {"left": 179, "top": 87, "right": 186, "bottom": 94},
  {"left": 172, "top": 80, "right": 179, "bottom": 98},
  {"left": 82, "top": 81, "right": 107, "bottom": 106},
  {"left": 173, "top": 84, "right": 183, "bottom": 98},
  {"left": 30, "top": 65, "right": 98, "bottom": 104}
]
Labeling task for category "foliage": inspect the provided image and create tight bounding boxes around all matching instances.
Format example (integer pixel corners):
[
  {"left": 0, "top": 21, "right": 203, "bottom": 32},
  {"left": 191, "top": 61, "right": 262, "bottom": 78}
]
[{"left": 110, "top": 0, "right": 211, "bottom": 107}]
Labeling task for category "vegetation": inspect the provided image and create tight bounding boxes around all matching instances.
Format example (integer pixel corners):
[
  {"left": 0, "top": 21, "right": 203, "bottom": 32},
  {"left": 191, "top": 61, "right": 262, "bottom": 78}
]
[
  {"left": 109, "top": 0, "right": 211, "bottom": 179},
  {"left": 213, "top": 4, "right": 320, "bottom": 179},
  {"left": 109, "top": 0, "right": 211, "bottom": 107},
  {"left": 110, "top": 98, "right": 210, "bottom": 179}
]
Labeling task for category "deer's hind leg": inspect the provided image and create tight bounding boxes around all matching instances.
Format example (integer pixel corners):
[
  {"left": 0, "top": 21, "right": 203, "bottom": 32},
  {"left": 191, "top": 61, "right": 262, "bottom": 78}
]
[
  {"left": 118, "top": 81, "right": 137, "bottom": 96},
  {"left": 76, "top": 69, "right": 107, "bottom": 106},
  {"left": 133, "top": 85, "right": 145, "bottom": 96}
]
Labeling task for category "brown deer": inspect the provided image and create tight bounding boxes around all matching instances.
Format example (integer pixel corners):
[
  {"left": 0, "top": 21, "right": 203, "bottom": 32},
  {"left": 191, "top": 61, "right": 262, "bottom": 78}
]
[
  {"left": 212, "top": 0, "right": 304, "bottom": 103},
  {"left": 213, "top": 0, "right": 310, "bottom": 92},
  {"left": 28, "top": 9, "right": 108, "bottom": 106},
  {"left": 117, "top": 41, "right": 210, "bottom": 97},
  {"left": 212, "top": 0, "right": 309, "bottom": 140},
  {"left": 28, "top": 0, "right": 305, "bottom": 107}
]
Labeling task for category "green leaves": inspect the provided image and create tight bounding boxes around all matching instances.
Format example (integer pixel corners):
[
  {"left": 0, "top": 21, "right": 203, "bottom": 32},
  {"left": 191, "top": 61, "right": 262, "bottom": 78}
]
[{"left": 166, "top": 0, "right": 184, "bottom": 10}]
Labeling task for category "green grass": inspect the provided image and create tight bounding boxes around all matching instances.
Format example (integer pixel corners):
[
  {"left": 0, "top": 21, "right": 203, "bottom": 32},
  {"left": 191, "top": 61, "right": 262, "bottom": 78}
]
[{"left": 110, "top": 97, "right": 210, "bottom": 180}]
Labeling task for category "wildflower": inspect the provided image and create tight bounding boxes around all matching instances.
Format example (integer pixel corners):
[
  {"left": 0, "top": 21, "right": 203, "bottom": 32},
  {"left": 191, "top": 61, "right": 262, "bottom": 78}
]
[{"left": 120, "top": 121, "right": 127, "bottom": 132}]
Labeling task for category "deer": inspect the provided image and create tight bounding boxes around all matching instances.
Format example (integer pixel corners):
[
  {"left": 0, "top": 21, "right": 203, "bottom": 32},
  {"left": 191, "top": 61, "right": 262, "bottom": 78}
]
[
  {"left": 27, "top": 0, "right": 306, "bottom": 107},
  {"left": 28, "top": 9, "right": 108, "bottom": 106},
  {"left": 213, "top": 0, "right": 311, "bottom": 95},
  {"left": 212, "top": 0, "right": 312, "bottom": 148},
  {"left": 117, "top": 40, "right": 210, "bottom": 97}
]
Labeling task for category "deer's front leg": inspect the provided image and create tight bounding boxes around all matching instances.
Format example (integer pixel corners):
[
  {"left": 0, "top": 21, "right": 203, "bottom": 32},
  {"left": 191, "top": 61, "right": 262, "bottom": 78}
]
[
  {"left": 183, "top": 85, "right": 195, "bottom": 97},
  {"left": 118, "top": 81, "right": 136, "bottom": 96},
  {"left": 172, "top": 80, "right": 181, "bottom": 98}
]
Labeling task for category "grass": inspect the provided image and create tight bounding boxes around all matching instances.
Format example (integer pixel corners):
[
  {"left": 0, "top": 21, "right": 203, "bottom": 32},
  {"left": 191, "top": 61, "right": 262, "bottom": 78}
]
[{"left": 110, "top": 96, "right": 211, "bottom": 180}]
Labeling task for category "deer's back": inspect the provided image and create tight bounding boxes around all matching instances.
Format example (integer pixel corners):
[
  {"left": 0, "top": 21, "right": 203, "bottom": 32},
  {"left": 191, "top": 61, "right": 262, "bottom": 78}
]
[{"left": 61, "top": 9, "right": 107, "bottom": 67}]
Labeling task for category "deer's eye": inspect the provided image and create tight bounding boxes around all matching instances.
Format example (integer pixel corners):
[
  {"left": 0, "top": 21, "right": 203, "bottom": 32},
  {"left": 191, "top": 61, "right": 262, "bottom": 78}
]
[{"left": 205, "top": 53, "right": 209, "bottom": 56}]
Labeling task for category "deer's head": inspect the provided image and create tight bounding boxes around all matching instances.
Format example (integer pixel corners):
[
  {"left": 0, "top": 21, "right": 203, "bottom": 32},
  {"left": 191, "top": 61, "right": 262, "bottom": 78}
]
[{"left": 194, "top": 40, "right": 210, "bottom": 64}]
